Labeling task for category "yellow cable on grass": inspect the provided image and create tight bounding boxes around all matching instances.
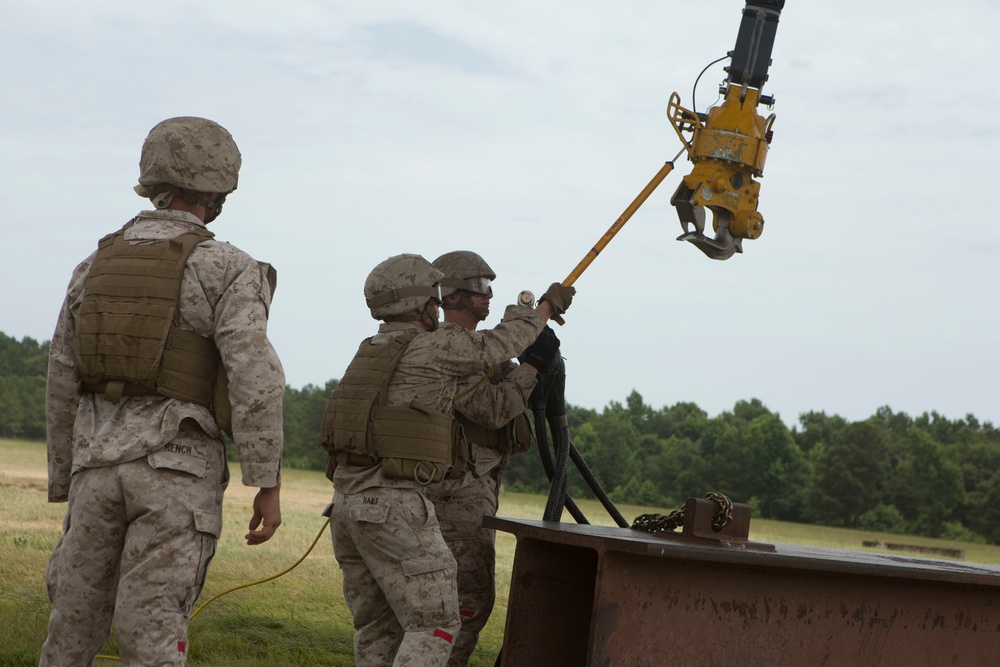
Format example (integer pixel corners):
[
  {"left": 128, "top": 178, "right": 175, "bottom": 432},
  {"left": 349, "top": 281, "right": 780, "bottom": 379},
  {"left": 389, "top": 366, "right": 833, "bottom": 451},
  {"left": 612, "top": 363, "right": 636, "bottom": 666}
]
[
  {"left": 96, "top": 517, "right": 332, "bottom": 662},
  {"left": 191, "top": 517, "right": 331, "bottom": 619}
]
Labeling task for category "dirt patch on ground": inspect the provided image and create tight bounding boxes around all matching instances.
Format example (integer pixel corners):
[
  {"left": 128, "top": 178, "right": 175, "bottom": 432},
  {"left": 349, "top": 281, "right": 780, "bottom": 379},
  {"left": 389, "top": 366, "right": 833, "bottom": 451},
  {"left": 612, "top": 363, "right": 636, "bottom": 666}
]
[{"left": 0, "top": 474, "right": 47, "bottom": 492}]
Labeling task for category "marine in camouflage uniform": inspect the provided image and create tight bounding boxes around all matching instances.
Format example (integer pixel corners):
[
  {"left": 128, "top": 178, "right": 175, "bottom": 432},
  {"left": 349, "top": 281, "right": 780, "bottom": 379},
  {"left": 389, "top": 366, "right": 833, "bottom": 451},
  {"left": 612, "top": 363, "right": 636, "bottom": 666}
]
[
  {"left": 426, "top": 251, "right": 561, "bottom": 666},
  {"left": 41, "top": 117, "right": 284, "bottom": 667},
  {"left": 323, "top": 254, "right": 573, "bottom": 667}
]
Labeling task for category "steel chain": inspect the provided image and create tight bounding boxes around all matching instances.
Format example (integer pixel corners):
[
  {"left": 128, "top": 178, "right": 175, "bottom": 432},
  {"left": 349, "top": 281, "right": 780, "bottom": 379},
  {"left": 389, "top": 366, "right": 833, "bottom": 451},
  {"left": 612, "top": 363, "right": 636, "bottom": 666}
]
[
  {"left": 704, "top": 491, "right": 733, "bottom": 531},
  {"left": 631, "top": 509, "right": 685, "bottom": 533},
  {"left": 631, "top": 492, "right": 733, "bottom": 534}
]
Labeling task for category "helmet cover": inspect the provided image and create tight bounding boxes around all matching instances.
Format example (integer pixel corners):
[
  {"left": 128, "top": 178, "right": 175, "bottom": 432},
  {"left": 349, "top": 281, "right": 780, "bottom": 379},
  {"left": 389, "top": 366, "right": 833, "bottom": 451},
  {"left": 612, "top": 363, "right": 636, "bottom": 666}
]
[
  {"left": 432, "top": 250, "right": 496, "bottom": 298},
  {"left": 365, "top": 254, "right": 444, "bottom": 319},
  {"left": 134, "top": 116, "right": 241, "bottom": 198}
]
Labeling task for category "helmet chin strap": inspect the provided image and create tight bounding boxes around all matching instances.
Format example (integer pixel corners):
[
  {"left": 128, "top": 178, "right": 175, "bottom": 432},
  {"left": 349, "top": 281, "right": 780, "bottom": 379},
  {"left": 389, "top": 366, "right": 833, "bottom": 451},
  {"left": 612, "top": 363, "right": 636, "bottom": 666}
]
[
  {"left": 203, "top": 192, "right": 228, "bottom": 224},
  {"left": 148, "top": 187, "right": 230, "bottom": 223},
  {"left": 420, "top": 303, "right": 439, "bottom": 332},
  {"left": 151, "top": 191, "right": 175, "bottom": 209}
]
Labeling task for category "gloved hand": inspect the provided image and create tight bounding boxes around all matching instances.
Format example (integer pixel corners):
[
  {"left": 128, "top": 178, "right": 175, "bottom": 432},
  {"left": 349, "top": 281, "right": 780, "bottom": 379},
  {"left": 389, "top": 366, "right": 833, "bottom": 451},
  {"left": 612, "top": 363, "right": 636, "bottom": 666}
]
[
  {"left": 518, "top": 325, "right": 560, "bottom": 370},
  {"left": 539, "top": 282, "right": 575, "bottom": 325}
]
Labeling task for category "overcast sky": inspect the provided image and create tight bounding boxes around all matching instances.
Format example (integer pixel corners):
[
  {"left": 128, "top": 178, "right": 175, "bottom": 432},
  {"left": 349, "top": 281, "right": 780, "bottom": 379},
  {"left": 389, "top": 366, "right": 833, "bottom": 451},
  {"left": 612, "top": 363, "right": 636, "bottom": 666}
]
[{"left": 2, "top": 0, "right": 997, "bottom": 429}]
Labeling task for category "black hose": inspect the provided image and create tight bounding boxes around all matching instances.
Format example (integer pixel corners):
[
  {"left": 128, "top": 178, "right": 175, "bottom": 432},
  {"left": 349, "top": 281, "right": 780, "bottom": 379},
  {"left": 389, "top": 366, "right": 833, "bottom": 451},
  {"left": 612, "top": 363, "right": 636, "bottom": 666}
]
[
  {"left": 537, "top": 356, "right": 574, "bottom": 522},
  {"left": 542, "top": 421, "right": 572, "bottom": 522},
  {"left": 532, "top": 389, "right": 587, "bottom": 524},
  {"left": 530, "top": 355, "right": 625, "bottom": 525},
  {"left": 567, "top": 435, "right": 629, "bottom": 527}
]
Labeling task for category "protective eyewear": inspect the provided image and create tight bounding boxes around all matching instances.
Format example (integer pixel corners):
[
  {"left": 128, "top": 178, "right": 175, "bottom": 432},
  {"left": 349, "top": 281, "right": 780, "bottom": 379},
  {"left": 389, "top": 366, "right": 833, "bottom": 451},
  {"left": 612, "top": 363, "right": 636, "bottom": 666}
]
[{"left": 464, "top": 276, "right": 492, "bottom": 296}]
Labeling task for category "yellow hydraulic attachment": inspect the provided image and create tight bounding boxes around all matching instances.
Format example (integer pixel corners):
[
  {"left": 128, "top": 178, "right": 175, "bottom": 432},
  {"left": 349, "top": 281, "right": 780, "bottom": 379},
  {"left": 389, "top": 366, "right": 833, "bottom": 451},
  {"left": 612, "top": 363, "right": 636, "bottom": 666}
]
[
  {"left": 669, "top": 0, "right": 785, "bottom": 260},
  {"left": 563, "top": 0, "right": 785, "bottom": 280}
]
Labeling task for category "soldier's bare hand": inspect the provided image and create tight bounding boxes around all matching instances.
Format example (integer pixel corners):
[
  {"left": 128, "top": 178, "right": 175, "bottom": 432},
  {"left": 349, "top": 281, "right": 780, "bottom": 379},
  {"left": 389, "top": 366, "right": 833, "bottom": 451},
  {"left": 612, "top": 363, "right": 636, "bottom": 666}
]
[{"left": 246, "top": 484, "right": 282, "bottom": 545}]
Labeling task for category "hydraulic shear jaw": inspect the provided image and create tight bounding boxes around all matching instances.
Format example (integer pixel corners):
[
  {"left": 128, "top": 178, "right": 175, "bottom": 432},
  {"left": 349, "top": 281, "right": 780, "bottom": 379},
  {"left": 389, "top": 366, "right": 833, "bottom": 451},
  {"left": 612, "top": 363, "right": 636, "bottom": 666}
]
[
  {"left": 677, "top": 229, "right": 743, "bottom": 261},
  {"left": 672, "top": 184, "right": 745, "bottom": 261}
]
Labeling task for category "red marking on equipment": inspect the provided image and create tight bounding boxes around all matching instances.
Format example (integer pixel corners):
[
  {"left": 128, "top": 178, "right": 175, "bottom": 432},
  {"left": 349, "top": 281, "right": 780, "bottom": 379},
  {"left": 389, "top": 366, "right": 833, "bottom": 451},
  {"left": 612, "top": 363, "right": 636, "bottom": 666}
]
[
  {"left": 177, "top": 641, "right": 187, "bottom": 653},
  {"left": 433, "top": 629, "right": 454, "bottom": 643},
  {"left": 460, "top": 608, "right": 475, "bottom": 618}
]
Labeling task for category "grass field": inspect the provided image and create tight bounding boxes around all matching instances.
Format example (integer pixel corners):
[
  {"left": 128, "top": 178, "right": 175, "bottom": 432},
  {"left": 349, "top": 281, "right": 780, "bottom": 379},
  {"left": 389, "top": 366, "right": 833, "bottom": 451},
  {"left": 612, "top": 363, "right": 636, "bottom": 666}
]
[{"left": 4, "top": 437, "right": 1000, "bottom": 666}]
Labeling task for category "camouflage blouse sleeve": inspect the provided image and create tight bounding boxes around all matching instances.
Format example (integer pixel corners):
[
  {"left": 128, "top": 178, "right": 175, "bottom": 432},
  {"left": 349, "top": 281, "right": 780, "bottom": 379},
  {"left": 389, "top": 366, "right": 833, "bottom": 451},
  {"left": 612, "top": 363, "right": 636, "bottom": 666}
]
[
  {"left": 436, "top": 304, "right": 546, "bottom": 376},
  {"left": 213, "top": 254, "right": 285, "bottom": 488},
  {"left": 45, "top": 258, "right": 92, "bottom": 502},
  {"left": 455, "top": 361, "right": 536, "bottom": 429}
]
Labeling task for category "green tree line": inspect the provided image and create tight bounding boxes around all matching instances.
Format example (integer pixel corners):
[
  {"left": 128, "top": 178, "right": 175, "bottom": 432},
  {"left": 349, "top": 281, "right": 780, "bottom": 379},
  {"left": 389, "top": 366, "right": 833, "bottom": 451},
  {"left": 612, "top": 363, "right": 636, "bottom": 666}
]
[
  {"left": 0, "top": 332, "right": 48, "bottom": 440},
  {"left": 506, "top": 392, "right": 1000, "bottom": 545},
  {"left": 5, "top": 333, "right": 999, "bottom": 544}
]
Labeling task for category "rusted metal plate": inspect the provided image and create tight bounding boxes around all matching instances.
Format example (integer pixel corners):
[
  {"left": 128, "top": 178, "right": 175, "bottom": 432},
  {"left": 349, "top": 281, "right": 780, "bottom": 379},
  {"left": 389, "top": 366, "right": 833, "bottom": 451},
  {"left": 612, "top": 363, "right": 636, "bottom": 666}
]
[{"left": 488, "top": 517, "right": 1000, "bottom": 667}]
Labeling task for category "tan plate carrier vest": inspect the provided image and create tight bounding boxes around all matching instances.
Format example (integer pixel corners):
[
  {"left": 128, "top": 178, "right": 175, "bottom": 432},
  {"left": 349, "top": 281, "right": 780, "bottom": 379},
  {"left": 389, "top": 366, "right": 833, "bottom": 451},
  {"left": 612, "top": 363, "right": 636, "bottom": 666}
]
[
  {"left": 457, "top": 410, "right": 533, "bottom": 456},
  {"left": 75, "top": 220, "right": 233, "bottom": 436},
  {"left": 320, "top": 330, "right": 468, "bottom": 485}
]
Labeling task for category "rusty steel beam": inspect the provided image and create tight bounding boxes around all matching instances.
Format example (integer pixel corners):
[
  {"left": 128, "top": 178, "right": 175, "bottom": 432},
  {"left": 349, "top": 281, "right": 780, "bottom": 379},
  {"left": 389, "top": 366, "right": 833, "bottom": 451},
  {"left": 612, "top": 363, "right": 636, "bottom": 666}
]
[{"left": 487, "top": 516, "right": 1000, "bottom": 667}]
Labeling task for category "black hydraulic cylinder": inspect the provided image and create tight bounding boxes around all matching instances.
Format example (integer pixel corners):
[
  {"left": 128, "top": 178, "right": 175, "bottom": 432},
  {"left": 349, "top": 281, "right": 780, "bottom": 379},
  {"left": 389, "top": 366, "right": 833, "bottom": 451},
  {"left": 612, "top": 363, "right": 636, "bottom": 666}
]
[{"left": 728, "top": 0, "right": 784, "bottom": 91}]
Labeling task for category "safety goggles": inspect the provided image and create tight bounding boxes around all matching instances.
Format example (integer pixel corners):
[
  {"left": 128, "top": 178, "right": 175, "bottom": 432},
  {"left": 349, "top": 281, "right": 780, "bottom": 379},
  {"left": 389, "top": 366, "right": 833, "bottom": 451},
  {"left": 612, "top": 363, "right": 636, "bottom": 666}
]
[{"left": 464, "top": 276, "right": 492, "bottom": 296}]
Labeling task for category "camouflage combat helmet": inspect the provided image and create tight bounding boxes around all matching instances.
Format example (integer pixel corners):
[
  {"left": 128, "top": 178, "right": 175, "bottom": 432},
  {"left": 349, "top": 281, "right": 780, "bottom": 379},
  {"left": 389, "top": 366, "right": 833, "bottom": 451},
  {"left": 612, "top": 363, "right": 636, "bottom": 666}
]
[
  {"left": 432, "top": 250, "right": 496, "bottom": 298},
  {"left": 134, "top": 117, "right": 241, "bottom": 199},
  {"left": 365, "top": 254, "right": 444, "bottom": 319}
]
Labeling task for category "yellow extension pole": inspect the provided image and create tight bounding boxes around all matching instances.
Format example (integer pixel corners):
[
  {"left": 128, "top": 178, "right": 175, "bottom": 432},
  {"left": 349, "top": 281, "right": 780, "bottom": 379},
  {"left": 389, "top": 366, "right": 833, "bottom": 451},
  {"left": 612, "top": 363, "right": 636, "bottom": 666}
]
[{"left": 563, "top": 160, "right": 677, "bottom": 287}]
